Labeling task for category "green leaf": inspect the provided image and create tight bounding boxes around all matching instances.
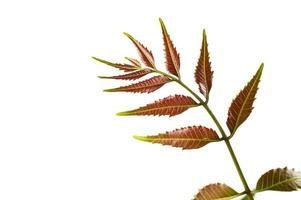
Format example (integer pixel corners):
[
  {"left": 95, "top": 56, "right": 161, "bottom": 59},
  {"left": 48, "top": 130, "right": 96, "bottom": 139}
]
[
  {"left": 193, "top": 183, "right": 241, "bottom": 200},
  {"left": 255, "top": 167, "right": 301, "bottom": 193}
]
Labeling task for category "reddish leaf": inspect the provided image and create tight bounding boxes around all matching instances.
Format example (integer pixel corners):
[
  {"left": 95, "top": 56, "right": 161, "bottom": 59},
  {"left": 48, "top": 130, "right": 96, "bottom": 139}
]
[
  {"left": 104, "top": 75, "right": 170, "bottom": 93},
  {"left": 226, "top": 64, "right": 263, "bottom": 135},
  {"left": 194, "top": 183, "right": 240, "bottom": 200},
  {"left": 98, "top": 69, "right": 152, "bottom": 81},
  {"left": 92, "top": 56, "right": 138, "bottom": 72},
  {"left": 256, "top": 167, "right": 301, "bottom": 192},
  {"left": 125, "top": 57, "right": 142, "bottom": 67},
  {"left": 117, "top": 95, "right": 198, "bottom": 116},
  {"left": 195, "top": 30, "right": 213, "bottom": 98},
  {"left": 159, "top": 18, "right": 180, "bottom": 77},
  {"left": 123, "top": 32, "right": 155, "bottom": 68},
  {"left": 134, "top": 126, "right": 219, "bottom": 150}
]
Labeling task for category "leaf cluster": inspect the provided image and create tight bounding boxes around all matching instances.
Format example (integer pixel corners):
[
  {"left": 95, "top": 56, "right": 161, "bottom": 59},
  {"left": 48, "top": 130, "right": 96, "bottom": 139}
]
[{"left": 94, "top": 18, "right": 300, "bottom": 199}]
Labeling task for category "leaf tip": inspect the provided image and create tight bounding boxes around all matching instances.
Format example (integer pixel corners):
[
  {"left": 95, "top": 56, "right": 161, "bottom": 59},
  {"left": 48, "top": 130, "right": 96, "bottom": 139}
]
[
  {"left": 103, "top": 88, "right": 115, "bottom": 92},
  {"left": 202, "top": 29, "right": 207, "bottom": 38},
  {"left": 123, "top": 32, "right": 132, "bottom": 38},
  {"left": 116, "top": 111, "right": 129, "bottom": 116},
  {"left": 92, "top": 57, "right": 115, "bottom": 67},
  {"left": 259, "top": 63, "right": 264, "bottom": 71},
  {"left": 159, "top": 18, "right": 167, "bottom": 34},
  {"left": 256, "top": 63, "right": 264, "bottom": 77},
  {"left": 92, "top": 56, "right": 104, "bottom": 62},
  {"left": 159, "top": 17, "right": 164, "bottom": 25},
  {"left": 133, "top": 135, "right": 149, "bottom": 142},
  {"left": 92, "top": 56, "right": 101, "bottom": 62}
]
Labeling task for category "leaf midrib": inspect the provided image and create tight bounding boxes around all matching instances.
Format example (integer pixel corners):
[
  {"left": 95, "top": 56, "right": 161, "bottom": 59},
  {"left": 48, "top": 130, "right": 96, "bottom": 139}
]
[
  {"left": 121, "top": 79, "right": 170, "bottom": 91},
  {"left": 165, "top": 32, "right": 179, "bottom": 75},
  {"left": 201, "top": 32, "right": 209, "bottom": 97},
  {"left": 115, "top": 70, "right": 149, "bottom": 78},
  {"left": 149, "top": 137, "right": 220, "bottom": 142},
  {"left": 160, "top": 19, "right": 179, "bottom": 76},
  {"left": 101, "top": 70, "right": 149, "bottom": 79},
  {"left": 232, "top": 72, "right": 260, "bottom": 134},
  {"left": 128, "top": 104, "right": 199, "bottom": 114},
  {"left": 255, "top": 176, "right": 301, "bottom": 193}
]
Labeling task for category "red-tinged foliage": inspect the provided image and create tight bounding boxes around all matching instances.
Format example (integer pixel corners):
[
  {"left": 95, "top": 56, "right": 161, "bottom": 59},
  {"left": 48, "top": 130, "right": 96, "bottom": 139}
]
[
  {"left": 125, "top": 57, "right": 142, "bottom": 67},
  {"left": 195, "top": 30, "right": 213, "bottom": 98},
  {"left": 98, "top": 69, "right": 152, "bottom": 81},
  {"left": 194, "top": 183, "right": 239, "bottom": 200},
  {"left": 95, "top": 19, "right": 301, "bottom": 200},
  {"left": 256, "top": 167, "right": 301, "bottom": 192},
  {"left": 124, "top": 33, "right": 155, "bottom": 68},
  {"left": 227, "top": 64, "right": 264, "bottom": 135},
  {"left": 117, "top": 95, "right": 198, "bottom": 116},
  {"left": 104, "top": 75, "right": 170, "bottom": 93},
  {"left": 159, "top": 18, "right": 180, "bottom": 77},
  {"left": 134, "top": 126, "right": 219, "bottom": 150},
  {"left": 92, "top": 56, "right": 138, "bottom": 72}
]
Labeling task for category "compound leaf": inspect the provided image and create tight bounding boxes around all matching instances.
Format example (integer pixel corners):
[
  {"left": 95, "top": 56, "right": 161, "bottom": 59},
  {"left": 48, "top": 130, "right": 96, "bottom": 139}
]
[
  {"left": 134, "top": 125, "right": 219, "bottom": 150},
  {"left": 117, "top": 95, "right": 198, "bottom": 116}
]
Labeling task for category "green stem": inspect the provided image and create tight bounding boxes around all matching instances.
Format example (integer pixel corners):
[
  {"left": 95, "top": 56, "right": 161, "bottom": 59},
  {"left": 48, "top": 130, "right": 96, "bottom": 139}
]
[
  {"left": 152, "top": 68, "right": 254, "bottom": 199},
  {"left": 203, "top": 104, "right": 253, "bottom": 199}
]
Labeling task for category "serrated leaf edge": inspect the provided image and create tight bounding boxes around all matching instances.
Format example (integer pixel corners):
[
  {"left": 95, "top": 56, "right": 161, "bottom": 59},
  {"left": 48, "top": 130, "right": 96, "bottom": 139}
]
[
  {"left": 255, "top": 168, "right": 301, "bottom": 193},
  {"left": 159, "top": 18, "right": 181, "bottom": 77},
  {"left": 103, "top": 75, "right": 170, "bottom": 93},
  {"left": 227, "top": 63, "right": 264, "bottom": 135},
  {"left": 193, "top": 183, "right": 241, "bottom": 200},
  {"left": 195, "top": 29, "right": 213, "bottom": 98},
  {"left": 123, "top": 32, "right": 155, "bottom": 68},
  {"left": 117, "top": 95, "right": 198, "bottom": 117}
]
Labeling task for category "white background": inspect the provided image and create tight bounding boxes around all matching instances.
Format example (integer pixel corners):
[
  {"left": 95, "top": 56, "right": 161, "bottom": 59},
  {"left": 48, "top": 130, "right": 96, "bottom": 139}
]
[{"left": 0, "top": 0, "right": 301, "bottom": 199}]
